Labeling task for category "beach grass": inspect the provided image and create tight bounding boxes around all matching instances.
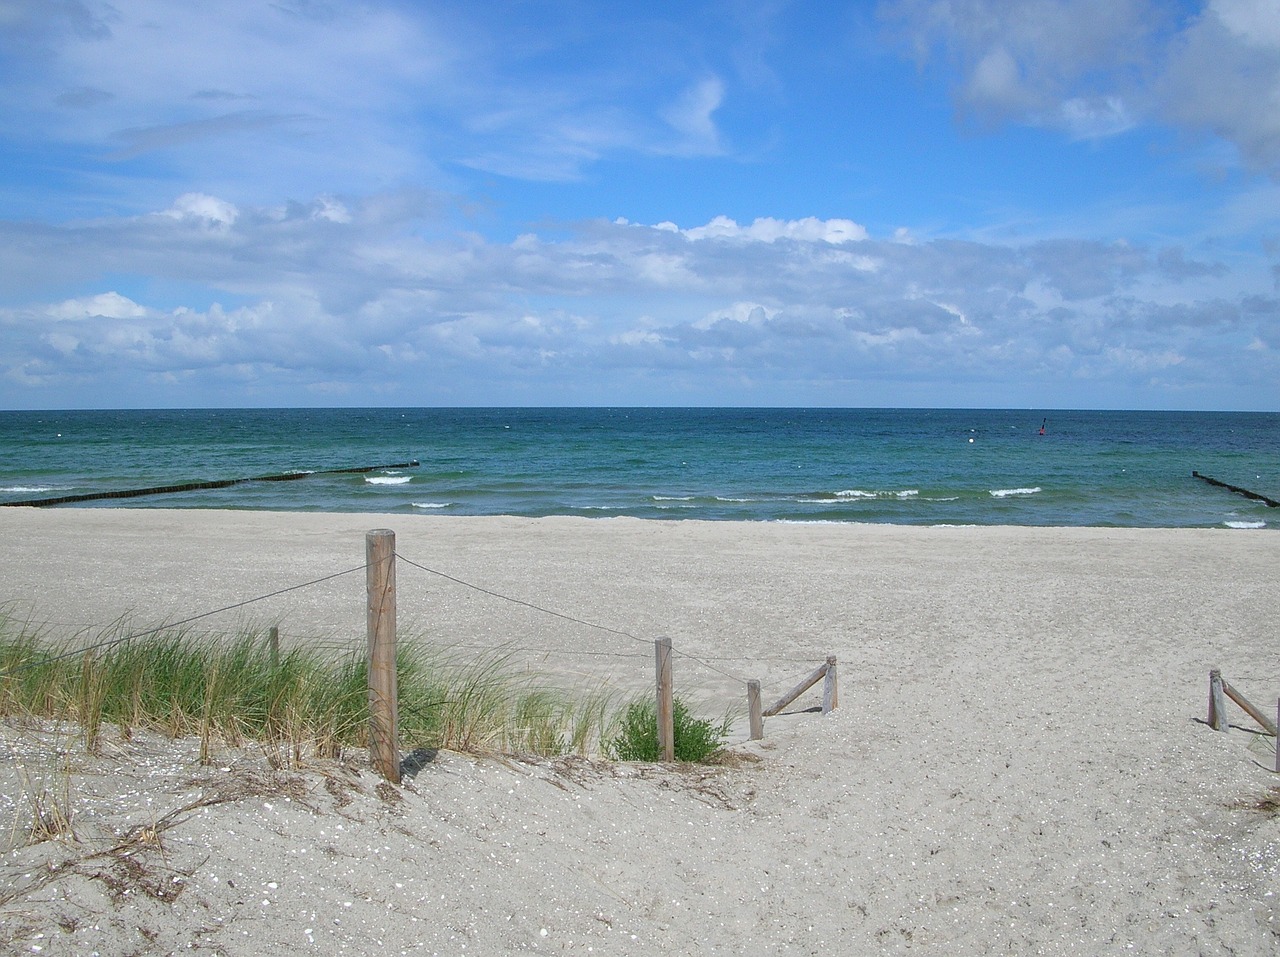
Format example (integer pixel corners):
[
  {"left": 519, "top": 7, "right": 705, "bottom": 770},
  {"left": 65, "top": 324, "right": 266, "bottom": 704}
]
[{"left": 0, "top": 614, "right": 612, "bottom": 763}]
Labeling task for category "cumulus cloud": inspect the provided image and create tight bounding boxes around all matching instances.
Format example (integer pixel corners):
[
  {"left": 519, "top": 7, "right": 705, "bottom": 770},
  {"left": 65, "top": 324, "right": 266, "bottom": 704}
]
[
  {"left": 164, "top": 193, "right": 239, "bottom": 228},
  {"left": 2, "top": 197, "right": 1272, "bottom": 407},
  {"left": 693, "top": 301, "right": 777, "bottom": 330},
  {"left": 882, "top": 0, "right": 1280, "bottom": 175},
  {"left": 45, "top": 291, "right": 148, "bottom": 321},
  {"left": 653, "top": 215, "right": 870, "bottom": 244},
  {"left": 1158, "top": 0, "right": 1280, "bottom": 173},
  {"left": 884, "top": 0, "right": 1157, "bottom": 122}
]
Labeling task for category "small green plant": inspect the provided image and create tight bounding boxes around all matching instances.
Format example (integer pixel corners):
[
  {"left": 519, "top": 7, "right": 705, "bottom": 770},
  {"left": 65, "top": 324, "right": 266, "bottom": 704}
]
[{"left": 605, "top": 696, "right": 731, "bottom": 763}]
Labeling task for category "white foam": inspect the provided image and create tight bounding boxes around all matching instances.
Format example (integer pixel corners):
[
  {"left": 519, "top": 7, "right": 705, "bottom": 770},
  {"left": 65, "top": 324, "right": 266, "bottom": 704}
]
[
  {"left": 1223, "top": 520, "right": 1266, "bottom": 529},
  {"left": 1, "top": 485, "right": 64, "bottom": 493},
  {"left": 835, "top": 489, "right": 919, "bottom": 500},
  {"left": 989, "top": 487, "right": 1041, "bottom": 498},
  {"left": 410, "top": 502, "right": 451, "bottom": 509},
  {"left": 365, "top": 475, "right": 411, "bottom": 485}
]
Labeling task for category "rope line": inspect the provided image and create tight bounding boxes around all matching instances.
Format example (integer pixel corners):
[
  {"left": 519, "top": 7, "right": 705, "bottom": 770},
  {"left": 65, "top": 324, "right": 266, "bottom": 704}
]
[
  {"left": 394, "top": 552, "right": 650, "bottom": 647},
  {"left": 446, "top": 642, "right": 650, "bottom": 660},
  {"left": 672, "top": 649, "right": 747, "bottom": 684},
  {"left": 437, "top": 640, "right": 820, "bottom": 667},
  {"left": 3, "top": 545, "right": 818, "bottom": 695},
  {"left": 394, "top": 551, "right": 750, "bottom": 684},
  {"left": 0, "top": 562, "right": 370, "bottom": 678}
]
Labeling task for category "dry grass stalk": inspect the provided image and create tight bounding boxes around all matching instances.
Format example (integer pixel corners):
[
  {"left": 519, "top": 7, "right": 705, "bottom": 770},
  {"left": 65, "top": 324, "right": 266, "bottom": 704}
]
[{"left": 13, "top": 767, "right": 77, "bottom": 848}]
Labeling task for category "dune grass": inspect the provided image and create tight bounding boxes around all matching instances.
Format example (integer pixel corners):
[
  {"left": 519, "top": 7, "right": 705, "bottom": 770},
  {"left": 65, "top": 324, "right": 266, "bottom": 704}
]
[{"left": 0, "top": 615, "right": 612, "bottom": 764}]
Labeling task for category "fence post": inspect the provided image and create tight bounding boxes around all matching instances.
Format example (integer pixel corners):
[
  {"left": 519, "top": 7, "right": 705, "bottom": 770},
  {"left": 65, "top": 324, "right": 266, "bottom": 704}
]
[
  {"left": 822, "top": 655, "right": 838, "bottom": 713},
  {"left": 747, "top": 679, "right": 763, "bottom": 740},
  {"left": 1209, "top": 669, "right": 1226, "bottom": 731},
  {"left": 655, "top": 637, "right": 674, "bottom": 762},
  {"left": 367, "top": 529, "right": 400, "bottom": 784},
  {"left": 267, "top": 626, "right": 280, "bottom": 670}
]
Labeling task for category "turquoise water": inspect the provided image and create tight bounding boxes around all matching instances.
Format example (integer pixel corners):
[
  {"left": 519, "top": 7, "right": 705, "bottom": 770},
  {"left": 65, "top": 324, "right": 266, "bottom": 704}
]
[{"left": 0, "top": 408, "right": 1277, "bottom": 528}]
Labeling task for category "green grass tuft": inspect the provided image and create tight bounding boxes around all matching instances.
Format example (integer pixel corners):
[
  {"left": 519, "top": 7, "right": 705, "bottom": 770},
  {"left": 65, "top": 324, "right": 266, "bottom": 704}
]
[{"left": 0, "top": 618, "right": 614, "bottom": 763}]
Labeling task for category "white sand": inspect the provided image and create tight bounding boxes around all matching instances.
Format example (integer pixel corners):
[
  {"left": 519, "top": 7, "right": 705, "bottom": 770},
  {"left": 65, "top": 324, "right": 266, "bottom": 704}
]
[{"left": 1, "top": 509, "right": 1278, "bottom": 955}]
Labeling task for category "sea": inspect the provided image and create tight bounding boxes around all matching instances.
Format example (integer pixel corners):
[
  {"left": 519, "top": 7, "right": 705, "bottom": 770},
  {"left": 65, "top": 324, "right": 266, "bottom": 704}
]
[{"left": 0, "top": 408, "right": 1277, "bottom": 529}]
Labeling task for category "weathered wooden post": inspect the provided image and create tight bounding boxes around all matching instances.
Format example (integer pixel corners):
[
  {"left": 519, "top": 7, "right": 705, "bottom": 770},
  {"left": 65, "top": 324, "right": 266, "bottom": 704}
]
[
  {"left": 655, "top": 637, "right": 674, "bottom": 762},
  {"left": 821, "top": 655, "right": 838, "bottom": 714},
  {"left": 747, "top": 679, "right": 763, "bottom": 741},
  {"left": 367, "top": 529, "right": 400, "bottom": 784},
  {"left": 267, "top": 626, "right": 280, "bottom": 670},
  {"left": 1209, "top": 669, "right": 1226, "bottom": 731}
]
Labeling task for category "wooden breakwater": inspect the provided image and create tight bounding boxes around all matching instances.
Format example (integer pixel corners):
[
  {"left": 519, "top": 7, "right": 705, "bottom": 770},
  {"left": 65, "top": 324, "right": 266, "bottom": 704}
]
[
  {"left": 0, "top": 460, "right": 421, "bottom": 507},
  {"left": 1192, "top": 471, "right": 1280, "bottom": 508}
]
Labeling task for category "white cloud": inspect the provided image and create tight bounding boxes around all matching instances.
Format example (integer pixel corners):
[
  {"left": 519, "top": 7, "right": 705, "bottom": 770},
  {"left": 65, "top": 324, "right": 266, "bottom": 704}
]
[
  {"left": 1212, "top": 0, "right": 1280, "bottom": 47},
  {"left": 1060, "top": 96, "right": 1133, "bottom": 139},
  {"left": 312, "top": 196, "right": 352, "bottom": 224},
  {"left": 965, "top": 47, "right": 1028, "bottom": 112},
  {"left": 694, "top": 301, "right": 777, "bottom": 330},
  {"left": 47, "top": 292, "right": 149, "bottom": 321},
  {"left": 882, "top": 0, "right": 1280, "bottom": 172},
  {"left": 1158, "top": 1, "right": 1280, "bottom": 173},
  {"left": 661, "top": 76, "right": 725, "bottom": 153},
  {"left": 664, "top": 215, "right": 870, "bottom": 243},
  {"left": 5, "top": 1, "right": 748, "bottom": 207},
  {"left": 164, "top": 193, "right": 239, "bottom": 228},
  {"left": 0, "top": 193, "right": 1275, "bottom": 408},
  {"left": 612, "top": 328, "right": 666, "bottom": 347}
]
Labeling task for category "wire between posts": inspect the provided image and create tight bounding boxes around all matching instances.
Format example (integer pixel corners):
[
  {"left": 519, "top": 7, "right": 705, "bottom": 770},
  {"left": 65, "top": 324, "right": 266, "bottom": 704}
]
[
  {"left": 394, "top": 550, "right": 751, "bottom": 684},
  {"left": 671, "top": 650, "right": 748, "bottom": 685},
  {"left": 395, "top": 552, "right": 651, "bottom": 647},
  {"left": 0, "top": 561, "right": 371, "bottom": 679}
]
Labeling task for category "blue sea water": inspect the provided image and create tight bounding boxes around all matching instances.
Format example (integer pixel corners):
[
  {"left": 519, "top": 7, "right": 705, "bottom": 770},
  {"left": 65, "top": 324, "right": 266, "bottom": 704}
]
[{"left": 0, "top": 408, "right": 1276, "bottom": 528}]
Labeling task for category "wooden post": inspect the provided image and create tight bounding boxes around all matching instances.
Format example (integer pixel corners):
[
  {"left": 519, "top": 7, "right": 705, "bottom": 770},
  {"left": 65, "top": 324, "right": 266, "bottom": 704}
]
[
  {"left": 747, "top": 680, "right": 763, "bottom": 741},
  {"left": 1209, "top": 669, "right": 1226, "bottom": 731},
  {"left": 821, "top": 655, "right": 838, "bottom": 714},
  {"left": 267, "top": 626, "right": 280, "bottom": 669},
  {"left": 655, "top": 637, "right": 674, "bottom": 762},
  {"left": 367, "top": 529, "right": 400, "bottom": 784},
  {"left": 1276, "top": 699, "right": 1279, "bottom": 774}
]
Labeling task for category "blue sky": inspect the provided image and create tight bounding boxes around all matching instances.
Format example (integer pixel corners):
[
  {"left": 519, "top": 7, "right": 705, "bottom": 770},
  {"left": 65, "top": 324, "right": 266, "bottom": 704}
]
[{"left": 1, "top": 0, "right": 1278, "bottom": 410}]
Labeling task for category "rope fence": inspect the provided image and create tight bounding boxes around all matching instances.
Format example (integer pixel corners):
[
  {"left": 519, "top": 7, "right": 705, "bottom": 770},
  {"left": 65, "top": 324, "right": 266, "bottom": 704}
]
[
  {"left": 2, "top": 526, "right": 843, "bottom": 782},
  {"left": 14, "top": 525, "right": 1278, "bottom": 787}
]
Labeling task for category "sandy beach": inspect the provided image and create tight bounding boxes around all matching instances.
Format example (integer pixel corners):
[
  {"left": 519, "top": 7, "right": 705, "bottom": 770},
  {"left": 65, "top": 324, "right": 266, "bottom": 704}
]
[{"left": 1, "top": 508, "right": 1278, "bottom": 955}]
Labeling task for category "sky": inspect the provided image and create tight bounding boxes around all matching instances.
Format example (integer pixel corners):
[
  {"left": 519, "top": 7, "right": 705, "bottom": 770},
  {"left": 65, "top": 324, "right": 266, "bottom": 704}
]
[{"left": 1, "top": 0, "right": 1278, "bottom": 411}]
